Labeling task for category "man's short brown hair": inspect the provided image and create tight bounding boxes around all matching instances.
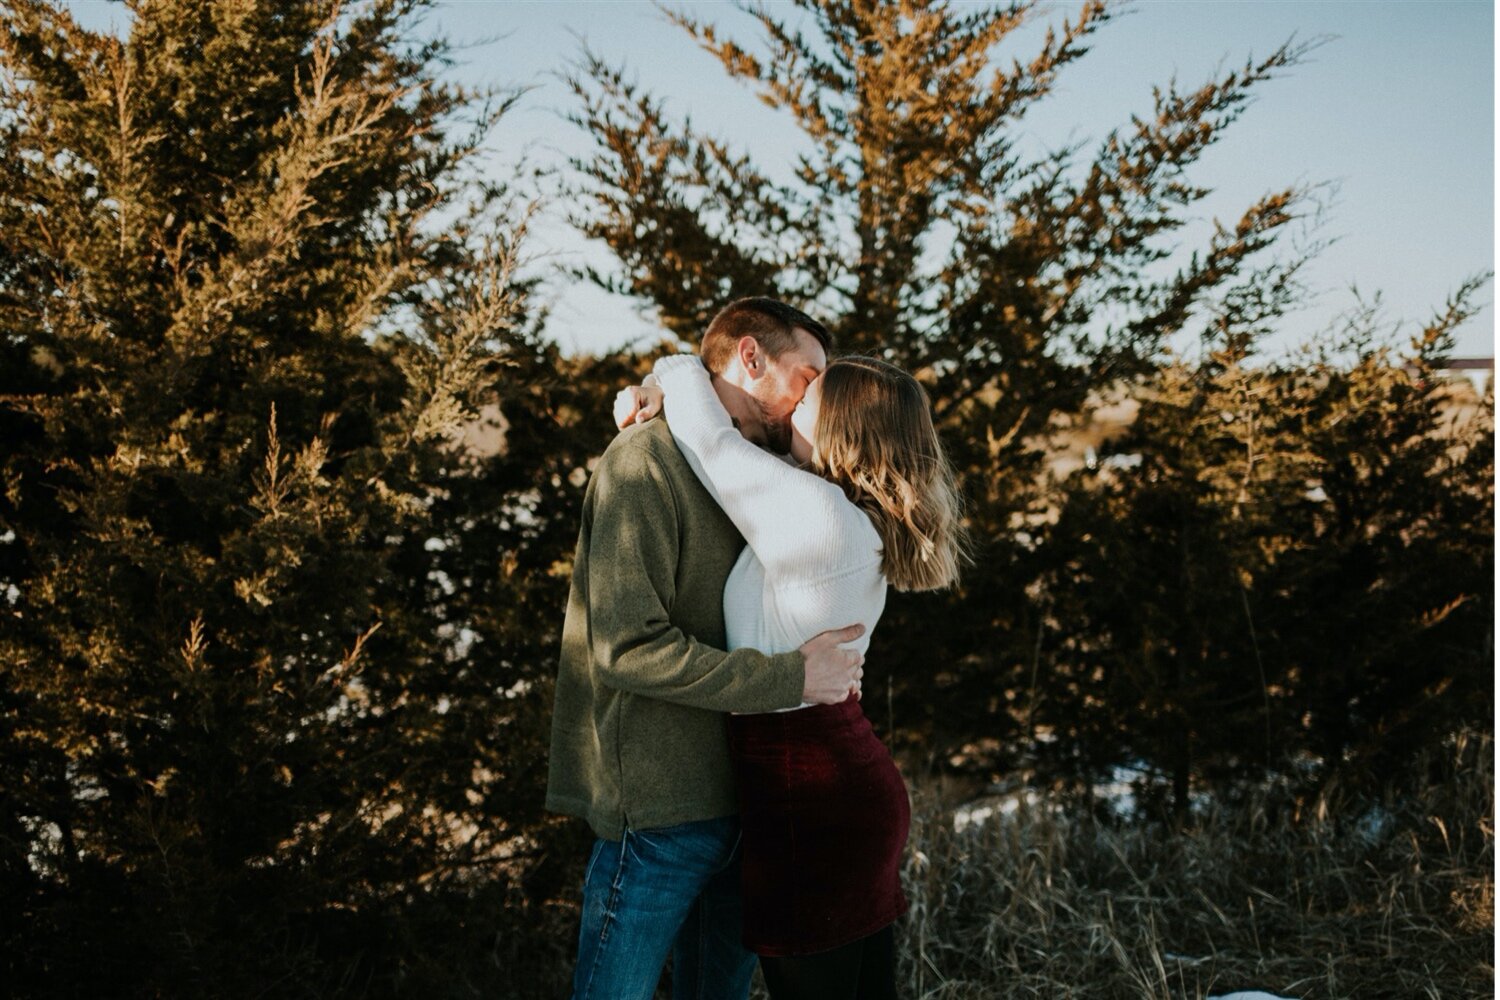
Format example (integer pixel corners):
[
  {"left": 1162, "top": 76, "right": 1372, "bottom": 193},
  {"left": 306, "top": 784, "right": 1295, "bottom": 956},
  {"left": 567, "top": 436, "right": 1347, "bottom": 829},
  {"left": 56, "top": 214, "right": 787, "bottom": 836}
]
[{"left": 700, "top": 297, "right": 832, "bottom": 374}]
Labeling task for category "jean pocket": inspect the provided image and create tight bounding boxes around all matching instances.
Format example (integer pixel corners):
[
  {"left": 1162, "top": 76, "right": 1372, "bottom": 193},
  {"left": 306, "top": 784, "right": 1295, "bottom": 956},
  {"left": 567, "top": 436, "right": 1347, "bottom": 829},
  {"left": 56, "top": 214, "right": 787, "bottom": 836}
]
[
  {"left": 626, "top": 818, "right": 737, "bottom": 874},
  {"left": 582, "top": 836, "right": 610, "bottom": 889}
]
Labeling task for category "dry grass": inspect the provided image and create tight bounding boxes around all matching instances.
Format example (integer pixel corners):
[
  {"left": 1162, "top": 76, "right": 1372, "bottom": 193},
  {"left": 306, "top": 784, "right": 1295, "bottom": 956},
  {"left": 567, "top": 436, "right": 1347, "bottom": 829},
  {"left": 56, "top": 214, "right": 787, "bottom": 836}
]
[{"left": 889, "top": 732, "right": 1492, "bottom": 1000}]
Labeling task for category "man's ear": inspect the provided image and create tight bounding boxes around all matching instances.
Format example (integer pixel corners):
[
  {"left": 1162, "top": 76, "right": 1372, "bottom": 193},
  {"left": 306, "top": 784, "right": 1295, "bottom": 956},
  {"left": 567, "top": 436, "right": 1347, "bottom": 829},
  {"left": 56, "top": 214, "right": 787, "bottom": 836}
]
[{"left": 736, "top": 336, "right": 763, "bottom": 379}]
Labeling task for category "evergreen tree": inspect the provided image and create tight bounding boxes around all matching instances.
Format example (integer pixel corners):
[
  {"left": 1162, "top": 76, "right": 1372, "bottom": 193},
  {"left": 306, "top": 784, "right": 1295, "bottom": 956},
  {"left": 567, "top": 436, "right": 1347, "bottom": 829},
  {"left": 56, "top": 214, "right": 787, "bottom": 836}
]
[
  {"left": 1041, "top": 280, "right": 1493, "bottom": 820},
  {"left": 0, "top": 2, "right": 594, "bottom": 994},
  {"left": 568, "top": 0, "right": 1337, "bottom": 774}
]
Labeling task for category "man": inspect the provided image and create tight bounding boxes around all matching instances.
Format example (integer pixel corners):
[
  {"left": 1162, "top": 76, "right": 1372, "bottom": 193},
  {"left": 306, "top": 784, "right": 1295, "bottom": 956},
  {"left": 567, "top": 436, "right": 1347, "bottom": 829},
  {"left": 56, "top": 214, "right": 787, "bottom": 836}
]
[{"left": 547, "top": 298, "right": 863, "bottom": 1000}]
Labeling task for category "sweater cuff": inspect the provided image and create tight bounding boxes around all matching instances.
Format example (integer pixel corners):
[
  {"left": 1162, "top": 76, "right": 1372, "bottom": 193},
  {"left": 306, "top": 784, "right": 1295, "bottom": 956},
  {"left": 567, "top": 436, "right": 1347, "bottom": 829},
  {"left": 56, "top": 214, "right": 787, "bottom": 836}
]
[{"left": 767, "top": 650, "right": 806, "bottom": 709}]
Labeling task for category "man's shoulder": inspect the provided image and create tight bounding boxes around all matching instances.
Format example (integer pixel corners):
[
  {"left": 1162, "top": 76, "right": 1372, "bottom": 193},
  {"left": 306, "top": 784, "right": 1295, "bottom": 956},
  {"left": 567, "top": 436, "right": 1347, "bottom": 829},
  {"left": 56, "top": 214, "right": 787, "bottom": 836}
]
[
  {"left": 587, "top": 421, "right": 703, "bottom": 513},
  {"left": 585, "top": 419, "right": 732, "bottom": 542},
  {"left": 600, "top": 419, "right": 690, "bottom": 479}
]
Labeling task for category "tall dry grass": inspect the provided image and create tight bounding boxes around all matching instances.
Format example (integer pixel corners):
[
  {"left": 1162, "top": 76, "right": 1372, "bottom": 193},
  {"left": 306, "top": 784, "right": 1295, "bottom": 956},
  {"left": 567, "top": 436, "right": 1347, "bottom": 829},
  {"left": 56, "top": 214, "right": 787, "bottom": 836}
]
[{"left": 882, "top": 730, "right": 1492, "bottom": 999}]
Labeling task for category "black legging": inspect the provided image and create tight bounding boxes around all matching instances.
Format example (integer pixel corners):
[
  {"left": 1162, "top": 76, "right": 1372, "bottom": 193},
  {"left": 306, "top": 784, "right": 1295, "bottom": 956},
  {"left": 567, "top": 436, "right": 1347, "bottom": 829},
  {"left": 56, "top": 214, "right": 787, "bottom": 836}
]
[{"left": 759, "top": 924, "right": 898, "bottom": 1000}]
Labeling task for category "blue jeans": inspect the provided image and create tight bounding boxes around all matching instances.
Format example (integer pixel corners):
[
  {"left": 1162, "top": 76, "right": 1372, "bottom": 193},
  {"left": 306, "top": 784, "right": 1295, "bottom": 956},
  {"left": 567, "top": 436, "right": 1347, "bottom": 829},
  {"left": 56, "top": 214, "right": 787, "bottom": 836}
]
[{"left": 570, "top": 816, "right": 757, "bottom": 1000}]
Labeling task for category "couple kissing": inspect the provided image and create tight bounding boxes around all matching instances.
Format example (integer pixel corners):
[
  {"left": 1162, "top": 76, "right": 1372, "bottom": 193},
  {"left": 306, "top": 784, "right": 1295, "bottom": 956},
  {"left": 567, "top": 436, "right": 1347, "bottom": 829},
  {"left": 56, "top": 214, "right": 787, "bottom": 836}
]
[{"left": 547, "top": 296, "right": 967, "bottom": 1000}]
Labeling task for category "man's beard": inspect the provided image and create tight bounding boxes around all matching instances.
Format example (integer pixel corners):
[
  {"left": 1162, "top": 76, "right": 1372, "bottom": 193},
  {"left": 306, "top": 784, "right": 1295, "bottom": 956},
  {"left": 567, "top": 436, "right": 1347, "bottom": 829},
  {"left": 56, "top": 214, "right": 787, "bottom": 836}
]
[{"left": 756, "top": 402, "right": 793, "bottom": 454}]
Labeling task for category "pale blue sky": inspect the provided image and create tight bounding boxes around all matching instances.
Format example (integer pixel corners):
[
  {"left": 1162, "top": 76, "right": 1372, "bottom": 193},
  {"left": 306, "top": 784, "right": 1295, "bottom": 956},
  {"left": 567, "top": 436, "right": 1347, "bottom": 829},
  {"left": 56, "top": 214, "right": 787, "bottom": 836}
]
[{"left": 65, "top": 0, "right": 1495, "bottom": 360}]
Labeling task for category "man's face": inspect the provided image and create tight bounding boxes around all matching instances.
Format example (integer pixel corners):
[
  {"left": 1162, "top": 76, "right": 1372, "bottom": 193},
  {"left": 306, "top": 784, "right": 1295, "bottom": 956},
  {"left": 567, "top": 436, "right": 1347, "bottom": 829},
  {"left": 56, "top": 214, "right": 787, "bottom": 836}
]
[{"left": 750, "top": 327, "right": 827, "bottom": 452}]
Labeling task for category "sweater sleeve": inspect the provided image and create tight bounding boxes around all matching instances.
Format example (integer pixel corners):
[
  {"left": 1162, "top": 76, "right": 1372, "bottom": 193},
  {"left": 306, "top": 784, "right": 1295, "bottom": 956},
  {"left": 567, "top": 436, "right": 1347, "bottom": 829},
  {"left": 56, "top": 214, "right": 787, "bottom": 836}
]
[
  {"left": 584, "top": 435, "right": 806, "bottom": 712},
  {"left": 653, "top": 354, "right": 875, "bottom": 581}
]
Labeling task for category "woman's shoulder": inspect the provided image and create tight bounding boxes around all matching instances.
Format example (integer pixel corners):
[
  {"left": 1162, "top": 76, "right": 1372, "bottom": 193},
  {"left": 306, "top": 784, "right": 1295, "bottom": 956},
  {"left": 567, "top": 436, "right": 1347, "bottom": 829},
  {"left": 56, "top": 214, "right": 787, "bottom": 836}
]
[
  {"left": 755, "top": 460, "right": 864, "bottom": 522},
  {"left": 811, "top": 476, "right": 883, "bottom": 539},
  {"left": 765, "top": 487, "right": 883, "bottom": 577}
]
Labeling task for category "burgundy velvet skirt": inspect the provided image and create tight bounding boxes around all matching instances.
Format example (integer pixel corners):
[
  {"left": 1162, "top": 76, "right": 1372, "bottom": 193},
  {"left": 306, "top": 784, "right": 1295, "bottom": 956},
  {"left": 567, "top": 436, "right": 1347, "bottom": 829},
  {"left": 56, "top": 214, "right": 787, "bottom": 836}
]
[{"left": 727, "top": 698, "right": 911, "bottom": 958}]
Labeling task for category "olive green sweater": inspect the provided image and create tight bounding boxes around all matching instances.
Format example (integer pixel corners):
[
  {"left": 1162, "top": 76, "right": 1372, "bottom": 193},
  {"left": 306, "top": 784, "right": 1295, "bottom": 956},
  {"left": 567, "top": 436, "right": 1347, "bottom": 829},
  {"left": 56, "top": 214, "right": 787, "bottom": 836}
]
[{"left": 545, "top": 418, "right": 805, "bottom": 840}]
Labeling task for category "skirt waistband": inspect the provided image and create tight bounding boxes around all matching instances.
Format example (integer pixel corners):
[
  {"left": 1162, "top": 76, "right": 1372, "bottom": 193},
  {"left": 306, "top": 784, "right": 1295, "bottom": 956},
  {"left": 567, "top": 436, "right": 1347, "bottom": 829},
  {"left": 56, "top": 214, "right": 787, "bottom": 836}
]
[{"left": 728, "top": 698, "right": 870, "bottom": 739}]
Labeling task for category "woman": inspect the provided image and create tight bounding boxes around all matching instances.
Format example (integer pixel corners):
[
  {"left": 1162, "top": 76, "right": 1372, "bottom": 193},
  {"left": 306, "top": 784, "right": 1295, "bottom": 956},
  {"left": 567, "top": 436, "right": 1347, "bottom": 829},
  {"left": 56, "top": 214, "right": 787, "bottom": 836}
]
[{"left": 626, "top": 351, "right": 966, "bottom": 999}]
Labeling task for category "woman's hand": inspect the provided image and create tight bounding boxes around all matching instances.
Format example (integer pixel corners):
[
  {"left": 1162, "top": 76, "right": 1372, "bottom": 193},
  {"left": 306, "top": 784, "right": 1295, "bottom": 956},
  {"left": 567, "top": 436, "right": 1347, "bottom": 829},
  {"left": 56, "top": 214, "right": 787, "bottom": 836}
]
[{"left": 613, "top": 380, "right": 664, "bottom": 430}]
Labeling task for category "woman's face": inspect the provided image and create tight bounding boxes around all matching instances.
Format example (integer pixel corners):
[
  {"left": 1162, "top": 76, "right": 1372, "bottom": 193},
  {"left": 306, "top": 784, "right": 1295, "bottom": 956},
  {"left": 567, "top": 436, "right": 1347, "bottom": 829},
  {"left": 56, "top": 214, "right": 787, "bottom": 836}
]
[{"left": 789, "top": 371, "right": 824, "bottom": 465}]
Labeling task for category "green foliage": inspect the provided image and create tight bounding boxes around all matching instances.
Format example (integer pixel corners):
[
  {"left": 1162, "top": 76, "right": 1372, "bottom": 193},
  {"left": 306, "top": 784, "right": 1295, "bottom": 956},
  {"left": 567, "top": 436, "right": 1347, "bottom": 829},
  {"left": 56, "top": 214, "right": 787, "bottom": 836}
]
[
  {"left": 568, "top": 0, "right": 1492, "bottom": 811},
  {"left": 0, "top": 0, "right": 1489, "bottom": 995},
  {"left": 1039, "top": 284, "right": 1493, "bottom": 817},
  {"left": 0, "top": 1, "right": 613, "bottom": 994}
]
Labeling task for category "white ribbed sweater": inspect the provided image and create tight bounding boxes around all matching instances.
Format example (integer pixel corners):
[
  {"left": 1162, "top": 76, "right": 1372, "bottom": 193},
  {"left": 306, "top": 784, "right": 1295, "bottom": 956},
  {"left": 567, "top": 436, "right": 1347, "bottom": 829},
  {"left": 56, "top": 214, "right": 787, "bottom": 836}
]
[{"left": 654, "top": 355, "right": 887, "bottom": 712}]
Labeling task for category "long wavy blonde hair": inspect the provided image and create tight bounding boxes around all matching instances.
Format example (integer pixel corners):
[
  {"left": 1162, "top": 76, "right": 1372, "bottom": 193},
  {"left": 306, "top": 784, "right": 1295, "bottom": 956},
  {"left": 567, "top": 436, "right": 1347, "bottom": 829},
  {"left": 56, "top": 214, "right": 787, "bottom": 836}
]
[{"left": 810, "top": 356, "right": 968, "bottom": 592}]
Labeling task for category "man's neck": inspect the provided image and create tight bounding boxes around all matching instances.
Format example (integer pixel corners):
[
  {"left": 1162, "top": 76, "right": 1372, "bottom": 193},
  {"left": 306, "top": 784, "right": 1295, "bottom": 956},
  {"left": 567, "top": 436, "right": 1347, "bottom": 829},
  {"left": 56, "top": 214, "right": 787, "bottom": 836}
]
[{"left": 711, "top": 372, "right": 770, "bottom": 448}]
